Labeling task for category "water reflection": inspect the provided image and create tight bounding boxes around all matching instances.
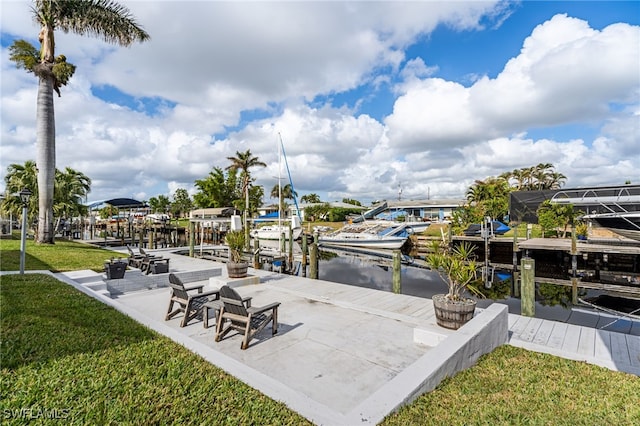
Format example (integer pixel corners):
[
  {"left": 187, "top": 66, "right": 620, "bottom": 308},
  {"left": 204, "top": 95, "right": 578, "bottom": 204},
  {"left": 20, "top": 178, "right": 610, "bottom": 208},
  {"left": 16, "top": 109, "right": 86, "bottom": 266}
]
[{"left": 316, "top": 248, "right": 639, "bottom": 334}]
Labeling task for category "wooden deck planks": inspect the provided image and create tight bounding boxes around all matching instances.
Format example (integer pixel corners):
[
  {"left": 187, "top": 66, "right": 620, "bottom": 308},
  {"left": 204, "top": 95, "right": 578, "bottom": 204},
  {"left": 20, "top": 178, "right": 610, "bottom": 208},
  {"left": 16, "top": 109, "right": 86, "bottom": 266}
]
[
  {"left": 627, "top": 335, "right": 640, "bottom": 368},
  {"left": 547, "top": 322, "right": 569, "bottom": 350},
  {"left": 594, "top": 330, "right": 613, "bottom": 363},
  {"left": 380, "top": 295, "right": 417, "bottom": 313},
  {"left": 532, "top": 320, "right": 555, "bottom": 346},
  {"left": 519, "top": 318, "right": 543, "bottom": 342},
  {"left": 407, "top": 304, "right": 436, "bottom": 320},
  {"left": 577, "top": 326, "right": 595, "bottom": 357},
  {"left": 369, "top": 291, "right": 401, "bottom": 305},
  {"left": 561, "top": 324, "right": 582, "bottom": 353},
  {"left": 610, "top": 332, "right": 631, "bottom": 365},
  {"left": 395, "top": 300, "right": 431, "bottom": 317},
  {"left": 510, "top": 316, "right": 532, "bottom": 339}
]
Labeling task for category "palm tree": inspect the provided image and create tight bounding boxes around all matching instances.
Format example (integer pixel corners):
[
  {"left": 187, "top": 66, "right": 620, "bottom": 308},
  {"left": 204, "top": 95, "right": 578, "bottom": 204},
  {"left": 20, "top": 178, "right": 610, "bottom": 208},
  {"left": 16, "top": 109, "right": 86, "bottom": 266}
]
[
  {"left": 8, "top": 0, "right": 149, "bottom": 244},
  {"left": 3, "top": 162, "right": 90, "bottom": 233},
  {"left": 301, "top": 193, "right": 321, "bottom": 204},
  {"left": 465, "top": 177, "right": 510, "bottom": 221},
  {"left": 3, "top": 161, "right": 39, "bottom": 223},
  {"left": 270, "top": 183, "right": 298, "bottom": 215},
  {"left": 54, "top": 167, "right": 91, "bottom": 219},
  {"left": 546, "top": 171, "right": 567, "bottom": 190},
  {"left": 226, "top": 150, "right": 266, "bottom": 225}
]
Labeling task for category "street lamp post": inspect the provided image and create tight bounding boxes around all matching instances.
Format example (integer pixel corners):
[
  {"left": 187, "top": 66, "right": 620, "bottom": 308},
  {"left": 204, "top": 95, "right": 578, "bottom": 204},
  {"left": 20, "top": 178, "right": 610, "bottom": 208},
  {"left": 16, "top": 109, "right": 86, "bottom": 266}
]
[{"left": 19, "top": 188, "right": 32, "bottom": 274}]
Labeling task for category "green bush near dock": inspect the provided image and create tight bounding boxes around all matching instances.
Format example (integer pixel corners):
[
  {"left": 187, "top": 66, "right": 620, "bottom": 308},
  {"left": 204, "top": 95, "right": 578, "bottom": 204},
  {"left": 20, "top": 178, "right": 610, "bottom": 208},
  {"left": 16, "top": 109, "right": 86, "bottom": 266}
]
[{"left": 1, "top": 239, "right": 638, "bottom": 425}]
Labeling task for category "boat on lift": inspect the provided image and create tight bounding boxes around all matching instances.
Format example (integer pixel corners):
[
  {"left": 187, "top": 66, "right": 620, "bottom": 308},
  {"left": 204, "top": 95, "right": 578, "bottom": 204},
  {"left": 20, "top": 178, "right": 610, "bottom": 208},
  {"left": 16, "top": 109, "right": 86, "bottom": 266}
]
[
  {"left": 251, "top": 216, "right": 303, "bottom": 241},
  {"left": 582, "top": 211, "right": 640, "bottom": 242},
  {"left": 348, "top": 202, "right": 431, "bottom": 233},
  {"left": 550, "top": 186, "right": 640, "bottom": 242},
  {"left": 318, "top": 222, "right": 413, "bottom": 250}
]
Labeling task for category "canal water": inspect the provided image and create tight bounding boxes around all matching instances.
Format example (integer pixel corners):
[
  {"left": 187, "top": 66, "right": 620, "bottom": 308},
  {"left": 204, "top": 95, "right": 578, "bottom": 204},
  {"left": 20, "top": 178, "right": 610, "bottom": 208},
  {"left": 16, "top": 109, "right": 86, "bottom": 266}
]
[{"left": 315, "top": 248, "right": 640, "bottom": 334}]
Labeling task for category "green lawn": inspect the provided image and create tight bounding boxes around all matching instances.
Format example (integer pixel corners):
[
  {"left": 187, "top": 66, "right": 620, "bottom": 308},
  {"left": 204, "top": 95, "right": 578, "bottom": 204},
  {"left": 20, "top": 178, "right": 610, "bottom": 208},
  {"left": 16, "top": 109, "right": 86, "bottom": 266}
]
[
  {"left": 0, "top": 234, "right": 121, "bottom": 272},
  {"left": 1, "top": 237, "right": 639, "bottom": 425}
]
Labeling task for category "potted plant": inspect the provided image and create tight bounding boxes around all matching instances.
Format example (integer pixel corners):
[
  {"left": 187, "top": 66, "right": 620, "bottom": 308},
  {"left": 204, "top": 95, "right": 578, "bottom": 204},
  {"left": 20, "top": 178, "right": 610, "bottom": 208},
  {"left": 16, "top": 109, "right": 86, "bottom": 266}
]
[
  {"left": 427, "top": 241, "right": 482, "bottom": 330},
  {"left": 225, "top": 230, "right": 248, "bottom": 278},
  {"left": 104, "top": 257, "right": 127, "bottom": 279},
  {"left": 575, "top": 221, "right": 588, "bottom": 241}
]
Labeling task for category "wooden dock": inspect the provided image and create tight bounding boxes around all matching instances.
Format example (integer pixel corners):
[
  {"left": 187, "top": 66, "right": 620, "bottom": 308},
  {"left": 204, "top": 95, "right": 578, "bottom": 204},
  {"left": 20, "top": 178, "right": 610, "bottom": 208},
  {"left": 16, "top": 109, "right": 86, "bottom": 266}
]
[
  {"left": 508, "top": 314, "right": 640, "bottom": 375},
  {"left": 447, "top": 236, "right": 640, "bottom": 299}
]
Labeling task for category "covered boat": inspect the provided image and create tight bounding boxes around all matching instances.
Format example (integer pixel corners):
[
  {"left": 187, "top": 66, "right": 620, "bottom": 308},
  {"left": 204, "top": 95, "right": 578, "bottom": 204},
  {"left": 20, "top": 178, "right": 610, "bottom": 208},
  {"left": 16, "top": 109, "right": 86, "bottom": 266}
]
[{"left": 463, "top": 220, "right": 510, "bottom": 237}]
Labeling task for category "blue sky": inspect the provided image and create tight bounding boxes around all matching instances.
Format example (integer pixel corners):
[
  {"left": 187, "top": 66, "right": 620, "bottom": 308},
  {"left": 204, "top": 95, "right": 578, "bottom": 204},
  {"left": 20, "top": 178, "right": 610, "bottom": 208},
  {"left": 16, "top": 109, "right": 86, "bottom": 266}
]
[{"left": 1, "top": 1, "right": 639, "bottom": 205}]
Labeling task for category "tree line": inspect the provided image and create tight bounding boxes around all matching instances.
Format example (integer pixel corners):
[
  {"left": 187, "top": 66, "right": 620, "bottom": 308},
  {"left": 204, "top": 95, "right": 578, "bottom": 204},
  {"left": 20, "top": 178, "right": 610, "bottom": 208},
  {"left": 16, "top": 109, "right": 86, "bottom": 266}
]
[{"left": 3, "top": 157, "right": 614, "bottom": 240}]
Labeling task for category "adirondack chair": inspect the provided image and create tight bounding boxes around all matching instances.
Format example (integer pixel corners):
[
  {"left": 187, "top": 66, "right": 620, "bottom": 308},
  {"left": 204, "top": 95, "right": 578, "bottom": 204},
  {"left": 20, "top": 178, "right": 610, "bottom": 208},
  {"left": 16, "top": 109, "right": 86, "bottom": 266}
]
[
  {"left": 137, "top": 248, "right": 170, "bottom": 274},
  {"left": 126, "top": 245, "right": 145, "bottom": 268},
  {"left": 166, "top": 273, "right": 220, "bottom": 327},
  {"left": 215, "top": 285, "right": 281, "bottom": 349},
  {"left": 144, "top": 256, "right": 170, "bottom": 274}
]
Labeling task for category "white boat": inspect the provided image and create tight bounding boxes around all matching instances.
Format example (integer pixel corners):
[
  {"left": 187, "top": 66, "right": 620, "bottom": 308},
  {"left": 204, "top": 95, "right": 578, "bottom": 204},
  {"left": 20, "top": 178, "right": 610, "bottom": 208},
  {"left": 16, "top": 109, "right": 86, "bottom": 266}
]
[
  {"left": 251, "top": 133, "right": 304, "bottom": 242},
  {"left": 583, "top": 211, "right": 640, "bottom": 241},
  {"left": 318, "top": 222, "right": 413, "bottom": 250},
  {"left": 251, "top": 216, "right": 303, "bottom": 241}
]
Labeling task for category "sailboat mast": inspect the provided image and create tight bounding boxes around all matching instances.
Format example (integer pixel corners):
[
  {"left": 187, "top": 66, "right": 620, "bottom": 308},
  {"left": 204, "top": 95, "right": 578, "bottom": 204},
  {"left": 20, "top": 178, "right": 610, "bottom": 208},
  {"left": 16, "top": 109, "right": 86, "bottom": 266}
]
[
  {"left": 278, "top": 133, "right": 301, "bottom": 217},
  {"left": 278, "top": 133, "right": 282, "bottom": 227},
  {"left": 277, "top": 133, "right": 283, "bottom": 251}
]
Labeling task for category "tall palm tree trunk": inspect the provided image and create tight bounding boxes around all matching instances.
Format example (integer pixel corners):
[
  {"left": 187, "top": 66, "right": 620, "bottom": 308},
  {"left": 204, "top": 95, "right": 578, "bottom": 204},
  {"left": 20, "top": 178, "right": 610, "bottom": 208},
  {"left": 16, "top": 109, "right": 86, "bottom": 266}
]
[{"left": 36, "top": 73, "right": 56, "bottom": 243}]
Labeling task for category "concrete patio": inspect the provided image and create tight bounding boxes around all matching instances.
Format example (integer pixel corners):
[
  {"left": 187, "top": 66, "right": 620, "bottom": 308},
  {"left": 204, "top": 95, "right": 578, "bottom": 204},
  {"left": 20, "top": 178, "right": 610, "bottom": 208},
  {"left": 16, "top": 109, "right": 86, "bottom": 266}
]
[
  {"left": 49, "top": 247, "right": 640, "bottom": 424},
  {"left": 55, "top": 248, "right": 509, "bottom": 425}
]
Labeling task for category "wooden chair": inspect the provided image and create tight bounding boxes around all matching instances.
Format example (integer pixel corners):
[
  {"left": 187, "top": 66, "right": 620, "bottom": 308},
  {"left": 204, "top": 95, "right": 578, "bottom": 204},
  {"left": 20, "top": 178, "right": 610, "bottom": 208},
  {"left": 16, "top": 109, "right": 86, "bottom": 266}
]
[
  {"left": 137, "top": 248, "right": 170, "bottom": 274},
  {"left": 215, "top": 285, "right": 281, "bottom": 350},
  {"left": 166, "top": 273, "right": 220, "bottom": 327},
  {"left": 126, "top": 245, "right": 145, "bottom": 268},
  {"left": 139, "top": 247, "right": 158, "bottom": 257},
  {"left": 143, "top": 256, "right": 170, "bottom": 274}
]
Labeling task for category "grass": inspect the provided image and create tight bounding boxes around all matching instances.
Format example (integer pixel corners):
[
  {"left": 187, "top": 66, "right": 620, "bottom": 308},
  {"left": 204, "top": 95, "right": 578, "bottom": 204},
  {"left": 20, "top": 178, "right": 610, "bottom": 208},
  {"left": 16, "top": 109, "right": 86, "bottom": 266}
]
[
  {"left": 0, "top": 234, "right": 120, "bottom": 272},
  {"left": 0, "top": 274, "right": 309, "bottom": 425},
  {"left": 1, "top": 238, "right": 639, "bottom": 425},
  {"left": 384, "top": 345, "right": 640, "bottom": 425}
]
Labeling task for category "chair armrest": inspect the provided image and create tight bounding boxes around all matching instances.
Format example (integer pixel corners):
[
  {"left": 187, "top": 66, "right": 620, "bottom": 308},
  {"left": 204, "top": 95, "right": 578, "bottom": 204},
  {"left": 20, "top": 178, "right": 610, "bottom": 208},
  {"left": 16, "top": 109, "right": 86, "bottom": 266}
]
[
  {"left": 241, "top": 296, "right": 252, "bottom": 308},
  {"left": 185, "top": 284, "right": 205, "bottom": 293},
  {"left": 189, "top": 289, "right": 220, "bottom": 301},
  {"left": 247, "top": 302, "right": 280, "bottom": 315}
]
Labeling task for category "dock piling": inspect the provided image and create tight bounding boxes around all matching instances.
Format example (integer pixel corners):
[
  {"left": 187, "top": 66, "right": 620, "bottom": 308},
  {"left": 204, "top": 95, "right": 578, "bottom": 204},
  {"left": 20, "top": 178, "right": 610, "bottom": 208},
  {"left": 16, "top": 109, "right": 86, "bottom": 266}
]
[
  {"left": 310, "top": 242, "right": 318, "bottom": 279},
  {"left": 392, "top": 250, "right": 401, "bottom": 294},
  {"left": 521, "top": 257, "right": 535, "bottom": 317},
  {"left": 188, "top": 221, "right": 195, "bottom": 257}
]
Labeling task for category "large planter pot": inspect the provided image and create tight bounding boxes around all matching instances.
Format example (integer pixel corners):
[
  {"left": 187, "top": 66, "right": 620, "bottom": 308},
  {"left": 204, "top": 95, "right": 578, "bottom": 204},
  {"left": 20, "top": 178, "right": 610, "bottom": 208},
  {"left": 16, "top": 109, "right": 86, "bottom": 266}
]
[
  {"left": 432, "top": 294, "right": 477, "bottom": 330},
  {"left": 227, "top": 261, "right": 249, "bottom": 278},
  {"left": 104, "top": 260, "right": 127, "bottom": 279}
]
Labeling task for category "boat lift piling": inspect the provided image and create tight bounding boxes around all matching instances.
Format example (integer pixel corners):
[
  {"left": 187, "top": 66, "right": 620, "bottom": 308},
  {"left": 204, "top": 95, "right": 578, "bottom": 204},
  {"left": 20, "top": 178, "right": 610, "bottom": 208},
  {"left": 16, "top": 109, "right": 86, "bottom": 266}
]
[
  {"left": 392, "top": 250, "right": 402, "bottom": 294},
  {"left": 301, "top": 232, "right": 308, "bottom": 277},
  {"left": 310, "top": 240, "right": 319, "bottom": 279},
  {"left": 521, "top": 257, "right": 536, "bottom": 317}
]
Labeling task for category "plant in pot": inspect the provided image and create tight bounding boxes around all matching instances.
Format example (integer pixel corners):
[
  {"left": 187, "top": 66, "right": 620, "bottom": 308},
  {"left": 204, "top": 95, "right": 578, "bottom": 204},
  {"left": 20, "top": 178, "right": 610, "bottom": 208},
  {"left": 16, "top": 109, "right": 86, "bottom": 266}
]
[
  {"left": 427, "top": 241, "right": 482, "bottom": 330},
  {"left": 225, "top": 230, "right": 248, "bottom": 278},
  {"left": 575, "top": 221, "right": 588, "bottom": 241}
]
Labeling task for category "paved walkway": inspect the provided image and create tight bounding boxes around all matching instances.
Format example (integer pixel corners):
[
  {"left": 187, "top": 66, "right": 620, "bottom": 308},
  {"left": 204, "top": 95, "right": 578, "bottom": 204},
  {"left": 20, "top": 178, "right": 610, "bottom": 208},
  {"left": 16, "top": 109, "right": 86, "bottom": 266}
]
[{"left": 49, "top": 247, "right": 639, "bottom": 424}]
